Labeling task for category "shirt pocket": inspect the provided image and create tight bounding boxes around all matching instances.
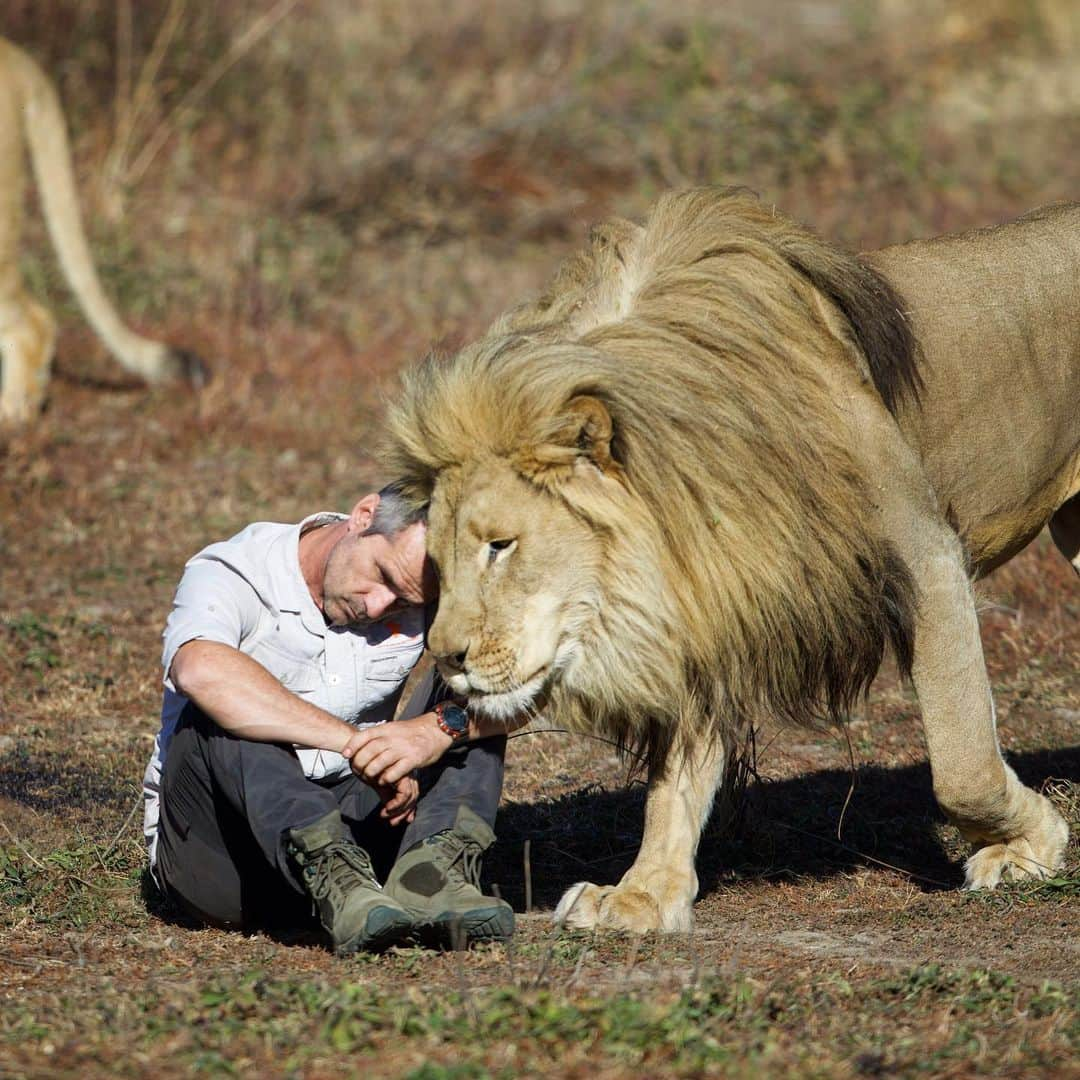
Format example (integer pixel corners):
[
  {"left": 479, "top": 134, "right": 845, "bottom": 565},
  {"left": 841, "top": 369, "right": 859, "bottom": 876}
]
[
  {"left": 277, "top": 663, "right": 319, "bottom": 694},
  {"left": 366, "top": 640, "right": 423, "bottom": 686},
  {"left": 257, "top": 644, "right": 321, "bottom": 695}
]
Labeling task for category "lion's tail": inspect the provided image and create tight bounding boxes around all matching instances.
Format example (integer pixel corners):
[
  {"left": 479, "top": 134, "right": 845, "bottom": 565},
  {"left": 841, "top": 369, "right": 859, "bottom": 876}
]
[{"left": 11, "top": 43, "right": 187, "bottom": 383}]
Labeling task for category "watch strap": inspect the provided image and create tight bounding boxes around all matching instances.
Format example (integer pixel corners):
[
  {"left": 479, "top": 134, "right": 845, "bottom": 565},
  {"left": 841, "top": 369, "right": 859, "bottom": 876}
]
[{"left": 434, "top": 700, "right": 469, "bottom": 741}]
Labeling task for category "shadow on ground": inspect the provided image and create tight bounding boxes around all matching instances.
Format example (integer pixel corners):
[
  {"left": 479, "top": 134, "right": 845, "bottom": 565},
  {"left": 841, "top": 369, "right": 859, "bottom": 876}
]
[
  {"left": 487, "top": 746, "right": 1080, "bottom": 912},
  {"left": 0, "top": 747, "right": 135, "bottom": 814},
  {"left": 3, "top": 743, "right": 1076, "bottom": 920}
]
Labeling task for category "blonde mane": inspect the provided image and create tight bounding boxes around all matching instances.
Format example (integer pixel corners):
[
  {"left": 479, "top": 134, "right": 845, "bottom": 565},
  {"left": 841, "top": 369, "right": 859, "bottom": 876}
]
[{"left": 385, "top": 187, "right": 917, "bottom": 753}]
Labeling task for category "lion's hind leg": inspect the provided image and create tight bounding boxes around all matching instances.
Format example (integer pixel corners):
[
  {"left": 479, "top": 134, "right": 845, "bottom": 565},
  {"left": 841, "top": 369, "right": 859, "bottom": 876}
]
[
  {"left": 0, "top": 292, "right": 56, "bottom": 424},
  {"left": 1049, "top": 495, "right": 1080, "bottom": 573}
]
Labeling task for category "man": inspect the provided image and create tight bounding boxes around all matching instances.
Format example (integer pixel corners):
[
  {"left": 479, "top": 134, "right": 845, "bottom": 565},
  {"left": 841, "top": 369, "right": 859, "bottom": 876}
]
[{"left": 142, "top": 485, "right": 517, "bottom": 954}]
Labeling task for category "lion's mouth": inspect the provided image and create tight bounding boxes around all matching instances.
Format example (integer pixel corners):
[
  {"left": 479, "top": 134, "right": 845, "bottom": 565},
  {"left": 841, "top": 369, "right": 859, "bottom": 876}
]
[{"left": 461, "top": 666, "right": 551, "bottom": 722}]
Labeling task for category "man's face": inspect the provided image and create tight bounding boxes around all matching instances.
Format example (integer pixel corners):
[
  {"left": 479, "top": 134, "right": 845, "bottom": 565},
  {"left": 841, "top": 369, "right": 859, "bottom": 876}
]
[{"left": 322, "top": 520, "right": 436, "bottom": 628}]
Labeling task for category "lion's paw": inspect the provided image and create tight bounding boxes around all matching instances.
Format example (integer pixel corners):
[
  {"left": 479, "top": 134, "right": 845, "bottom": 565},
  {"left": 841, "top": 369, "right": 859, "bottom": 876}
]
[
  {"left": 553, "top": 881, "right": 692, "bottom": 933},
  {"left": 554, "top": 882, "right": 615, "bottom": 929},
  {"left": 963, "top": 807, "right": 1068, "bottom": 890}
]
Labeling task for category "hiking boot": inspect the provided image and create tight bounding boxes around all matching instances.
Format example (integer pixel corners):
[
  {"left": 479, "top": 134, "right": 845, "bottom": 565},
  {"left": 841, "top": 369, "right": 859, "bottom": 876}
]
[
  {"left": 384, "top": 804, "right": 515, "bottom": 947},
  {"left": 286, "top": 809, "right": 413, "bottom": 954}
]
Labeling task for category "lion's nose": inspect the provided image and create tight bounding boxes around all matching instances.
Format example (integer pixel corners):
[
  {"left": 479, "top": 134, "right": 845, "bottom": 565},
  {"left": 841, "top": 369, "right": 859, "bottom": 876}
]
[
  {"left": 439, "top": 648, "right": 469, "bottom": 675},
  {"left": 428, "top": 617, "right": 470, "bottom": 674}
]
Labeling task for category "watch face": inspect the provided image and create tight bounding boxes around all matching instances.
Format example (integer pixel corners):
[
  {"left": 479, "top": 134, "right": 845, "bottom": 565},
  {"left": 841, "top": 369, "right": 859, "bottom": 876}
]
[{"left": 440, "top": 703, "right": 469, "bottom": 735}]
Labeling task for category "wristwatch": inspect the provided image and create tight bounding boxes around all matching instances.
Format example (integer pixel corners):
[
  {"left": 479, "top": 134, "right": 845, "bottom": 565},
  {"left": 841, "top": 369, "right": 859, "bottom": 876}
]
[{"left": 433, "top": 700, "right": 470, "bottom": 741}]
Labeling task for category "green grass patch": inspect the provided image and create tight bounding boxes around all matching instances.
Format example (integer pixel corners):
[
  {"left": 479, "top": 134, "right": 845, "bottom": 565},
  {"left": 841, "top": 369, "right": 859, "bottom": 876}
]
[{"left": 1, "top": 964, "right": 1075, "bottom": 1077}]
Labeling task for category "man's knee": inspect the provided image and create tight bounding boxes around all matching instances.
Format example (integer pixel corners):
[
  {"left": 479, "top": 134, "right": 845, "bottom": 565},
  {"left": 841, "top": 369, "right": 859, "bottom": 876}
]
[{"left": 411, "top": 735, "right": 507, "bottom": 839}]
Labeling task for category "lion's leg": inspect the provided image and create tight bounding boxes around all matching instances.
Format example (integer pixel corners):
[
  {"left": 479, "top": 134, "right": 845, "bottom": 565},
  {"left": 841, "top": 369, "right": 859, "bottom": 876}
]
[
  {"left": 0, "top": 103, "right": 55, "bottom": 426},
  {"left": 902, "top": 523, "right": 1067, "bottom": 887},
  {"left": 1049, "top": 495, "right": 1080, "bottom": 573},
  {"left": 554, "top": 734, "right": 726, "bottom": 932},
  {"left": 0, "top": 291, "right": 56, "bottom": 425}
]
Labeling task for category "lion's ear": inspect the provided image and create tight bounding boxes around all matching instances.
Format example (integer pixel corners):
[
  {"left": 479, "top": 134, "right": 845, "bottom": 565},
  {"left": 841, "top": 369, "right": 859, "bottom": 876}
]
[
  {"left": 561, "top": 395, "right": 616, "bottom": 471},
  {"left": 515, "top": 394, "right": 621, "bottom": 485}
]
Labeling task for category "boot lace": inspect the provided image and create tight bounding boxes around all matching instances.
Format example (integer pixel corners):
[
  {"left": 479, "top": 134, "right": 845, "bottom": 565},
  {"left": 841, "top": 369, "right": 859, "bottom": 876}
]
[
  {"left": 430, "top": 834, "right": 482, "bottom": 891},
  {"left": 305, "top": 841, "right": 379, "bottom": 901}
]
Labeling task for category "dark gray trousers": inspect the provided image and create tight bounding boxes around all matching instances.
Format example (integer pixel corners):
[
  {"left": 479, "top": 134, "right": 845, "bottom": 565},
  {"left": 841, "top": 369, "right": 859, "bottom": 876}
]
[{"left": 156, "top": 704, "right": 505, "bottom": 931}]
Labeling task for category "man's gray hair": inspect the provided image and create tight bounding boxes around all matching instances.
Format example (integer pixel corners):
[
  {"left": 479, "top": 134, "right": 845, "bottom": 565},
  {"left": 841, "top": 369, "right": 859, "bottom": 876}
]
[{"left": 363, "top": 481, "right": 428, "bottom": 538}]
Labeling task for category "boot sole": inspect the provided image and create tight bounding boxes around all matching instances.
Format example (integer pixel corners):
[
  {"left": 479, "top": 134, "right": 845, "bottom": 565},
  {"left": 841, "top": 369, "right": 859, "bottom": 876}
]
[
  {"left": 335, "top": 905, "right": 415, "bottom": 956},
  {"left": 425, "top": 906, "right": 516, "bottom": 949}
]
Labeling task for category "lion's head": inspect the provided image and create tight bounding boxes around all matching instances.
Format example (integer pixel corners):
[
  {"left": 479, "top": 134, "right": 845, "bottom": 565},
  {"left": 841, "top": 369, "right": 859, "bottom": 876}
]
[{"left": 385, "top": 187, "right": 918, "bottom": 755}]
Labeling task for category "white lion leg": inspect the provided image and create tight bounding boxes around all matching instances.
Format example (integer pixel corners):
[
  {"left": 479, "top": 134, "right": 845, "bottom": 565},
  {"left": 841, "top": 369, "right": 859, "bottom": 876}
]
[
  {"left": 849, "top": 389, "right": 1070, "bottom": 890},
  {"left": 0, "top": 292, "right": 56, "bottom": 424},
  {"left": 555, "top": 735, "right": 726, "bottom": 933},
  {"left": 905, "top": 526, "right": 1067, "bottom": 887}
]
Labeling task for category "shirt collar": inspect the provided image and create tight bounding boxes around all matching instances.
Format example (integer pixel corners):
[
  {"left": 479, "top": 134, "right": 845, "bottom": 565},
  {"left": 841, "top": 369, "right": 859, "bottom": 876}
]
[{"left": 279, "top": 511, "right": 347, "bottom": 637}]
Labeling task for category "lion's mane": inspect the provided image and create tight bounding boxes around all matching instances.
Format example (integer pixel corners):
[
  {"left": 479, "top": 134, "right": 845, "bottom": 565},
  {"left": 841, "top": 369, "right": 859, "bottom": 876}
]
[{"left": 385, "top": 187, "right": 919, "bottom": 755}]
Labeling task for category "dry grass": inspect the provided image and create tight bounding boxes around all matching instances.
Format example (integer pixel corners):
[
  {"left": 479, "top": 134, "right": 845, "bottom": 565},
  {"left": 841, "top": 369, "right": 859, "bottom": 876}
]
[{"left": 1, "top": 1, "right": 1079, "bottom": 1076}]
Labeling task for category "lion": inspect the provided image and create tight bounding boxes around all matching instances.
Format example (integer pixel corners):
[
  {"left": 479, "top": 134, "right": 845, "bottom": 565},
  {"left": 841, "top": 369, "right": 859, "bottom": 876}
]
[
  {"left": 384, "top": 186, "right": 1078, "bottom": 932},
  {"left": 0, "top": 37, "right": 204, "bottom": 425}
]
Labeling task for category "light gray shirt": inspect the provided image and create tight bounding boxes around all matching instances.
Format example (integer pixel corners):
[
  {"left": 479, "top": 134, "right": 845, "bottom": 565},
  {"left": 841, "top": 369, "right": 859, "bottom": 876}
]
[{"left": 143, "top": 512, "right": 426, "bottom": 866}]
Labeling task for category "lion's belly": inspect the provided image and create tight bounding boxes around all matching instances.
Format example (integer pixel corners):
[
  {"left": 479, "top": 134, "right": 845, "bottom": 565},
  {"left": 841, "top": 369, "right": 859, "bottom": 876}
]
[
  {"left": 963, "top": 462, "right": 1080, "bottom": 575},
  {"left": 913, "top": 412, "right": 1080, "bottom": 576},
  {"left": 916, "top": 428, "right": 1080, "bottom": 576}
]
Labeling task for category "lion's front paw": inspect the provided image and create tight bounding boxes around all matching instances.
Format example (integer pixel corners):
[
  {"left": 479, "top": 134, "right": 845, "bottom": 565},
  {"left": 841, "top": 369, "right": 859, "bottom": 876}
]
[
  {"left": 963, "top": 806, "right": 1068, "bottom": 889},
  {"left": 553, "top": 880, "right": 692, "bottom": 933},
  {"left": 554, "top": 882, "right": 616, "bottom": 929}
]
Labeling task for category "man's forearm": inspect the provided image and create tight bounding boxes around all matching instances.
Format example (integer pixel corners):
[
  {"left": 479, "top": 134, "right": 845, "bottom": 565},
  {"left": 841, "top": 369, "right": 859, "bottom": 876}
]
[{"left": 170, "top": 640, "right": 356, "bottom": 753}]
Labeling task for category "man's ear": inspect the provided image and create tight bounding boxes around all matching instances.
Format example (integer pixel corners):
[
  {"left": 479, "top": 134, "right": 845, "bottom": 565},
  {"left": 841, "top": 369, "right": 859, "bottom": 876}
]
[{"left": 348, "top": 492, "right": 380, "bottom": 534}]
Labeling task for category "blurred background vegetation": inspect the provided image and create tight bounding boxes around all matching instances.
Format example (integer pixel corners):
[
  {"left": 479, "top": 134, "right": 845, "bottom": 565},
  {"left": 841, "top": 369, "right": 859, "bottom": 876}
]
[{"left": 7, "top": 0, "right": 1079, "bottom": 440}]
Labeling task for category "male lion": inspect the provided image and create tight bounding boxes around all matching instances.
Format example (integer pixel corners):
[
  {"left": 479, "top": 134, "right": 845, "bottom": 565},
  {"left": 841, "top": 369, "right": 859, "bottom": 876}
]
[
  {"left": 0, "top": 37, "right": 203, "bottom": 425},
  {"left": 385, "top": 187, "right": 1078, "bottom": 932}
]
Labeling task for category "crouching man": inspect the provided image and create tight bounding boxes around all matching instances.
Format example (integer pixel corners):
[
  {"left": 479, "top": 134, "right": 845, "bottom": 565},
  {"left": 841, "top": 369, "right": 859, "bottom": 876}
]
[{"left": 142, "top": 485, "right": 521, "bottom": 953}]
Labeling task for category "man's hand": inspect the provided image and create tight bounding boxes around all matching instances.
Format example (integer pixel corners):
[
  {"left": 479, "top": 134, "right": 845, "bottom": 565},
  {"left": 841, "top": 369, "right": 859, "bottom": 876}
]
[
  {"left": 375, "top": 774, "right": 420, "bottom": 826},
  {"left": 343, "top": 714, "right": 453, "bottom": 787}
]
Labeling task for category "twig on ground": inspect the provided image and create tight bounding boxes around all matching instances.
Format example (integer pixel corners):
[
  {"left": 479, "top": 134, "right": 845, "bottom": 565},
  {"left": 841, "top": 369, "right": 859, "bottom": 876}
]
[
  {"left": 449, "top": 919, "right": 478, "bottom": 1023},
  {"left": 621, "top": 934, "right": 641, "bottom": 981},
  {"left": 836, "top": 722, "right": 858, "bottom": 842},
  {"left": 523, "top": 838, "right": 532, "bottom": 915},
  {"left": 532, "top": 886, "right": 584, "bottom": 989},
  {"left": 564, "top": 929, "right": 595, "bottom": 989},
  {"left": 101, "top": 793, "right": 142, "bottom": 866},
  {"left": 687, "top": 927, "right": 701, "bottom": 988},
  {"left": 491, "top": 883, "right": 519, "bottom": 985},
  {"left": 0, "top": 954, "right": 43, "bottom": 973},
  {"left": 0, "top": 817, "right": 48, "bottom": 872},
  {"left": 0, "top": 820, "right": 109, "bottom": 893}
]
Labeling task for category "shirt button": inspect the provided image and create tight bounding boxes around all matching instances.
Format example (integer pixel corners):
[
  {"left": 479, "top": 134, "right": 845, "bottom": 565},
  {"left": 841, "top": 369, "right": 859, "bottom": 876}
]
[{"left": 327, "top": 674, "right": 340, "bottom": 686}]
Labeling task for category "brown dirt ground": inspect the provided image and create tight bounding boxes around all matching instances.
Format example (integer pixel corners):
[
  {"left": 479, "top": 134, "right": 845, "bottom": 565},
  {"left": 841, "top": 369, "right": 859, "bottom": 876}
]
[{"left": 1, "top": 2, "right": 1078, "bottom": 1077}]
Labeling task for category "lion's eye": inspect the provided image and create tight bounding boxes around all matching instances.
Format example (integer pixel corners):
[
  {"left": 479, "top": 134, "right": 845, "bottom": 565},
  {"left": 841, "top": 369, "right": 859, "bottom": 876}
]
[{"left": 485, "top": 538, "right": 517, "bottom": 565}]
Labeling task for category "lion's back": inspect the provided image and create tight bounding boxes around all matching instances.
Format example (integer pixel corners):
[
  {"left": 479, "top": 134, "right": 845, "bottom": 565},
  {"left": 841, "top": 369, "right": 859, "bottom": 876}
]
[{"left": 868, "top": 203, "right": 1080, "bottom": 571}]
